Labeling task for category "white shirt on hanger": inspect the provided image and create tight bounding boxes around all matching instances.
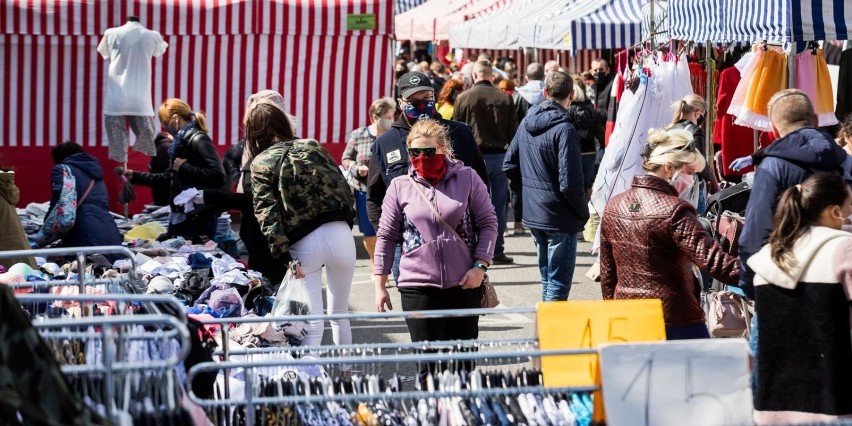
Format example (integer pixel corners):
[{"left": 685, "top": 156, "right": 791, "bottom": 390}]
[{"left": 97, "top": 22, "right": 168, "bottom": 116}]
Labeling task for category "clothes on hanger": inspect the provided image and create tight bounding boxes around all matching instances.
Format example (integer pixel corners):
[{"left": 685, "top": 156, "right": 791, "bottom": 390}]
[
  {"left": 214, "top": 370, "right": 596, "bottom": 426},
  {"left": 728, "top": 46, "right": 789, "bottom": 132},
  {"left": 836, "top": 48, "right": 852, "bottom": 124},
  {"left": 714, "top": 62, "right": 775, "bottom": 177},
  {"left": 794, "top": 47, "right": 838, "bottom": 127},
  {"left": 591, "top": 53, "right": 694, "bottom": 252}
]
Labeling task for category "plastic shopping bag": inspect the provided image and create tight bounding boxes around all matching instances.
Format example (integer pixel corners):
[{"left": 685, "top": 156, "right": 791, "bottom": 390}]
[{"left": 270, "top": 270, "right": 311, "bottom": 342}]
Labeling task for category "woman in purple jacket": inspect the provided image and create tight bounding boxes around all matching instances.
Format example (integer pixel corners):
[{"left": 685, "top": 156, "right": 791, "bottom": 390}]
[{"left": 373, "top": 119, "right": 497, "bottom": 362}]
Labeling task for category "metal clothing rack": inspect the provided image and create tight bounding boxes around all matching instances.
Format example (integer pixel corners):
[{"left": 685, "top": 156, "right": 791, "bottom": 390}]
[
  {"left": 187, "top": 346, "right": 597, "bottom": 426},
  {"left": 4, "top": 246, "right": 193, "bottom": 424},
  {"left": 17, "top": 291, "right": 193, "bottom": 423},
  {"left": 192, "top": 307, "right": 597, "bottom": 426}
]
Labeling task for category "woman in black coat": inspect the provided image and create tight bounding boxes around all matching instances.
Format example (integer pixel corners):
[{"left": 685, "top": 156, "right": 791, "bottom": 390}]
[
  {"left": 121, "top": 98, "right": 226, "bottom": 243},
  {"left": 41, "top": 142, "right": 122, "bottom": 248}
]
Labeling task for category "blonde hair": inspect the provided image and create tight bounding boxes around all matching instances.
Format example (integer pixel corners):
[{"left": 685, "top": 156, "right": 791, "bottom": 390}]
[
  {"left": 159, "top": 98, "right": 209, "bottom": 133},
  {"left": 571, "top": 75, "right": 587, "bottom": 102},
  {"left": 668, "top": 94, "right": 706, "bottom": 128},
  {"left": 642, "top": 128, "right": 705, "bottom": 172},
  {"left": 768, "top": 89, "right": 816, "bottom": 136},
  {"left": 406, "top": 119, "right": 453, "bottom": 155},
  {"left": 369, "top": 97, "right": 396, "bottom": 120}
]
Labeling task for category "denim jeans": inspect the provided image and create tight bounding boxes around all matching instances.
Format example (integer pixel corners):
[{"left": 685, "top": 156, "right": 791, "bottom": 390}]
[
  {"left": 665, "top": 324, "right": 711, "bottom": 340},
  {"left": 750, "top": 313, "right": 758, "bottom": 394},
  {"left": 483, "top": 153, "right": 509, "bottom": 255},
  {"left": 530, "top": 229, "right": 578, "bottom": 301}
]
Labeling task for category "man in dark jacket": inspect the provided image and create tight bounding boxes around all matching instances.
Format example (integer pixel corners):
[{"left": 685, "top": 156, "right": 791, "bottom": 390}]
[
  {"left": 504, "top": 71, "right": 589, "bottom": 301},
  {"left": 453, "top": 60, "right": 519, "bottom": 264},
  {"left": 591, "top": 58, "right": 613, "bottom": 122},
  {"left": 367, "top": 71, "right": 489, "bottom": 281},
  {"left": 739, "top": 89, "right": 851, "bottom": 298}
]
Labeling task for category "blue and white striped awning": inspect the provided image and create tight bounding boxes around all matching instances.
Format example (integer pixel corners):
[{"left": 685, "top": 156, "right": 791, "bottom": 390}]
[
  {"left": 568, "top": 0, "right": 644, "bottom": 52},
  {"left": 669, "top": 0, "right": 851, "bottom": 42},
  {"left": 395, "top": 0, "right": 428, "bottom": 15}
]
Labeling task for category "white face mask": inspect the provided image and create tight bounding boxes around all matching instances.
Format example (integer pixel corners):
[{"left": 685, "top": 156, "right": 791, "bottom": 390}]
[
  {"left": 842, "top": 213, "right": 852, "bottom": 233},
  {"left": 377, "top": 118, "right": 393, "bottom": 132},
  {"left": 669, "top": 170, "right": 694, "bottom": 193}
]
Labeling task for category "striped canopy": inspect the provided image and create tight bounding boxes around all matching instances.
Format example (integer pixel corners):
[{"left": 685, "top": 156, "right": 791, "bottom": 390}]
[
  {"left": 395, "top": 0, "right": 508, "bottom": 41},
  {"left": 567, "top": 0, "right": 644, "bottom": 52},
  {"left": 453, "top": 0, "right": 645, "bottom": 51},
  {"left": 669, "top": 0, "right": 852, "bottom": 42},
  {"left": 517, "top": 0, "right": 618, "bottom": 49},
  {"left": 396, "top": 0, "right": 428, "bottom": 15}
]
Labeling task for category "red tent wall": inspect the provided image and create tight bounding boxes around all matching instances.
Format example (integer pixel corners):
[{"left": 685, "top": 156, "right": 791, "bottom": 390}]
[{"left": 0, "top": 0, "right": 394, "bottom": 213}]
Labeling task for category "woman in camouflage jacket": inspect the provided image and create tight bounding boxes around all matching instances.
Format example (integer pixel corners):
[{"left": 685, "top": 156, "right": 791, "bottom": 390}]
[{"left": 247, "top": 103, "right": 357, "bottom": 349}]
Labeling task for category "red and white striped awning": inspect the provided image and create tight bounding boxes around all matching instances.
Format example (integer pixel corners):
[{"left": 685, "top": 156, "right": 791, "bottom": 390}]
[
  {"left": 395, "top": 0, "right": 507, "bottom": 41},
  {"left": 1, "top": 0, "right": 394, "bottom": 209}
]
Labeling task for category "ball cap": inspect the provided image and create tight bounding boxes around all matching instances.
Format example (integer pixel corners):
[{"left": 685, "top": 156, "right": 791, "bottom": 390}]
[{"left": 397, "top": 72, "right": 435, "bottom": 99}]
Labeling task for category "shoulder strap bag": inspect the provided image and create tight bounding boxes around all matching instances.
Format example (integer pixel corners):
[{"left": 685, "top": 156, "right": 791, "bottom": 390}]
[{"left": 407, "top": 175, "right": 499, "bottom": 308}]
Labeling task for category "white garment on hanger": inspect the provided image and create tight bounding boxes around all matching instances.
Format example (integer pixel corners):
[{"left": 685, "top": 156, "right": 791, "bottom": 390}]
[
  {"left": 591, "top": 54, "right": 695, "bottom": 253},
  {"left": 97, "top": 22, "right": 168, "bottom": 116}
]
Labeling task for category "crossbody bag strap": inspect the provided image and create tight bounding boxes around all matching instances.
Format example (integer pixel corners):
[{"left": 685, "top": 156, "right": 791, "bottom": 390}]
[
  {"left": 272, "top": 142, "right": 294, "bottom": 206},
  {"left": 78, "top": 180, "right": 95, "bottom": 205},
  {"left": 407, "top": 175, "right": 470, "bottom": 254}
]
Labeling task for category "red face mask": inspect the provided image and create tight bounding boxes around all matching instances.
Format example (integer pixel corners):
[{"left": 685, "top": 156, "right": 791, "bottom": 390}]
[{"left": 411, "top": 153, "right": 446, "bottom": 184}]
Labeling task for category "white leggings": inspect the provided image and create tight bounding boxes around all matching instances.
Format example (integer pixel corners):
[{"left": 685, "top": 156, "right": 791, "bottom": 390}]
[{"left": 289, "top": 221, "right": 356, "bottom": 347}]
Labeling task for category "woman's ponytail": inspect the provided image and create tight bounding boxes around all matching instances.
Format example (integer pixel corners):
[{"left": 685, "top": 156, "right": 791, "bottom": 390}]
[
  {"left": 769, "top": 186, "right": 803, "bottom": 273},
  {"left": 768, "top": 173, "right": 851, "bottom": 274},
  {"left": 193, "top": 111, "right": 209, "bottom": 133}
]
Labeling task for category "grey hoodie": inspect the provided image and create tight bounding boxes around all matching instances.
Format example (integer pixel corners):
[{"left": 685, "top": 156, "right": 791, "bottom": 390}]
[{"left": 516, "top": 80, "right": 545, "bottom": 106}]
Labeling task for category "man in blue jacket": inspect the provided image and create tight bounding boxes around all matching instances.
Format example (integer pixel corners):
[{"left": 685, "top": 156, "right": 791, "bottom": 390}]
[
  {"left": 738, "top": 89, "right": 850, "bottom": 299},
  {"left": 503, "top": 71, "right": 589, "bottom": 301},
  {"left": 367, "top": 71, "right": 489, "bottom": 281}
]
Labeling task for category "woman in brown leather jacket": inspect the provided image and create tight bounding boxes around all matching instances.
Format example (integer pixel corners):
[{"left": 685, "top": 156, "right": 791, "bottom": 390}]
[{"left": 599, "top": 128, "right": 740, "bottom": 340}]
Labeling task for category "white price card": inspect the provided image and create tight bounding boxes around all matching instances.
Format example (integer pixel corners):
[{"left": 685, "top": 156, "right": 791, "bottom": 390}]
[{"left": 599, "top": 339, "right": 753, "bottom": 426}]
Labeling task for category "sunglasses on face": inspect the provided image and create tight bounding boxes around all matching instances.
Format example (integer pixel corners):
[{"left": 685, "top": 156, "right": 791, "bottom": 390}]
[{"left": 407, "top": 147, "right": 438, "bottom": 158}]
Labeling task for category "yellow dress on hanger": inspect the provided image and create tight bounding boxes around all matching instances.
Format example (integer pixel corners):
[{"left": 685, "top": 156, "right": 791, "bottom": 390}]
[{"left": 735, "top": 48, "right": 788, "bottom": 132}]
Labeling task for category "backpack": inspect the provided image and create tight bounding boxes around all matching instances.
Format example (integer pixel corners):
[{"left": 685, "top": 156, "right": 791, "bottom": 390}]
[{"left": 271, "top": 139, "right": 355, "bottom": 227}]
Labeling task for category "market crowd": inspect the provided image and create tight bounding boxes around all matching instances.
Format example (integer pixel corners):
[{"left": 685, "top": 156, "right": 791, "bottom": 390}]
[{"left": 2, "top": 50, "right": 852, "bottom": 424}]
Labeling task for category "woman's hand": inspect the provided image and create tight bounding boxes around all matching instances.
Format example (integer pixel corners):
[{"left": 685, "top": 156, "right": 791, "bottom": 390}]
[
  {"left": 292, "top": 264, "right": 305, "bottom": 279},
  {"left": 374, "top": 275, "right": 393, "bottom": 312},
  {"left": 358, "top": 165, "right": 369, "bottom": 177},
  {"left": 172, "top": 158, "right": 187, "bottom": 172},
  {"left": 459, "top": 267, "right": 486, "bottom": 289}
]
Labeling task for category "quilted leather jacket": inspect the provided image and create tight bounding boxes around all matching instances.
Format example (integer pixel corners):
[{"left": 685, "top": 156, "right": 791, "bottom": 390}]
[{"left": 599, "top": 175, "right": 740, "bottom": 326}]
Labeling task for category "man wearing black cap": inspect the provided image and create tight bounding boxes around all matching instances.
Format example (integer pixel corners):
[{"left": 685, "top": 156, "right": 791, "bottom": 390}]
[{"left": 367, "top": 71, "right": 489, "bottom": 282}]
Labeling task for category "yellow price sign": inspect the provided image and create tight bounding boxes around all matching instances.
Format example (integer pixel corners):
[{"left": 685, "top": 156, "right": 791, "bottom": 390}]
[{"left": 536, "top": 299, "right": 666, "bottom": 388}]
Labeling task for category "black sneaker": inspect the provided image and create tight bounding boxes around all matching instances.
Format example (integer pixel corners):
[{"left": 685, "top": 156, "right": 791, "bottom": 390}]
[{"left": 491, "top": 253, "right": 514, "bottom": 265}]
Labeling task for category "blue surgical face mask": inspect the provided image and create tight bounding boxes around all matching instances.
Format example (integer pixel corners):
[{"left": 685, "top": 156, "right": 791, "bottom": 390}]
[{"left": 403, "top": 99, "right": 436, "bottom": 121}]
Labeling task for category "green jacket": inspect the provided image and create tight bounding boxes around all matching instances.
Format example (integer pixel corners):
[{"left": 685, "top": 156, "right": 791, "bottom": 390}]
[{"left": 251, "top": 139, "right": 355, "bottom": 261}]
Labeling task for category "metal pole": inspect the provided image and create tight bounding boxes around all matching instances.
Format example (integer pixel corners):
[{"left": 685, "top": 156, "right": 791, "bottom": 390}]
[
  {"left": 244, "top": 367, "right": 254, "bottom": 426},
  {"left": 222, "top": 326, "right": 231, "bottom": 403},
  {"left": 705, "top": 40, "right": 713, "bottom": 163},
  {"left": 102, "top": 326, "right": 115, "bottom": 423},
  {"left": 77, "top": 252, "right": 87, "bottom": 316}
]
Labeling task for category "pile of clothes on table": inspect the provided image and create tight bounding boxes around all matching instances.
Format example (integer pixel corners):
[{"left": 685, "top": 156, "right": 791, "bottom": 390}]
[{"left": 130, "top": 249, "right": 307, "bottom": 349}]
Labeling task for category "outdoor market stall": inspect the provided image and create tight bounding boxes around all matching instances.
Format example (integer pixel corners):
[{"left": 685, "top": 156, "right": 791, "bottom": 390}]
[{"left": 1, "top": 0, "right": 394, "bottom": 211}]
